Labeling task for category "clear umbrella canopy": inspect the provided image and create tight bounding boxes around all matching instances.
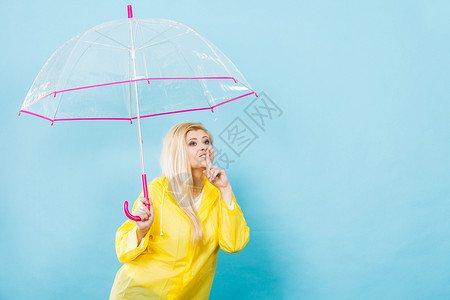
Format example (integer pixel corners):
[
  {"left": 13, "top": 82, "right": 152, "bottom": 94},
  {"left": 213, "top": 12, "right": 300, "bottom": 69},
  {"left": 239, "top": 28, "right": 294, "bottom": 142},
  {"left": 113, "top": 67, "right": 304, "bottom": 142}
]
[
  {"left": 20, "top": 6, "right": 257, "bottom": 220},
  {"left": 20, "top": 18, "right": 255, "bottom": 122}
]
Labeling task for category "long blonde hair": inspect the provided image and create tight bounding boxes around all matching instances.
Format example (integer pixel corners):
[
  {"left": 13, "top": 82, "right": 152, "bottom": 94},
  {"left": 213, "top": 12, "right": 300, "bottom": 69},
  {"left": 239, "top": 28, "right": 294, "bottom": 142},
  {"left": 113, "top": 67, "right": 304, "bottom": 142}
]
[{"left": 160, "top": 122, "right": 213, "bottom": 243}]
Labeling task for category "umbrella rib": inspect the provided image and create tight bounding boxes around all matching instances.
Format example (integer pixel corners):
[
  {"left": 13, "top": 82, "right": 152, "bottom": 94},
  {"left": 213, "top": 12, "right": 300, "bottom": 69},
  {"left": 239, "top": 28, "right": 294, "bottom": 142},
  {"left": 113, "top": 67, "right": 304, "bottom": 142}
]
[
  {"left": 60, "top": 23, "right": 129, "bottom": 92},
  {"left": 56, "top": 22, "right": 127, "bottom": 96},
  {"left": 53, "top": 32, "right": 91, "bottom": 101},
  {"left": 135, "top": 23, "right": 175, "bottom": 51},
  {"left": 137, "top": 20, "right": 150, "bottom": 79},
  {"left": 81, "top": 40, "right": 129, "bottom": 51},
  {"left": 192, "top": 31, "right": 233, "bottom": 78},
  {"left": 135, "top": 32, "right": 186, "bottom": 51},
  {"left": 147, "top": 26, "right": 213, "bottom": 110},
  {"left": 192, "top": 31, "right": 257, "bottom": 104},
  {"left": 52, "top": 22, "right": 131, "bottom": 120},
  {"left": 93, "top": 29, "right": 130, "bottom": 50},
  {"left": 19, "top": 90, "right": 256, "bottom": 123},
  {"left": 52, "top": 88, "right": 65, "bottom": 121},
  {"left": 128, "top": 40, "right": 133, "bottom": 121},
  {"left": 136, "top": 21, "right": 171, "bottom": 103}
]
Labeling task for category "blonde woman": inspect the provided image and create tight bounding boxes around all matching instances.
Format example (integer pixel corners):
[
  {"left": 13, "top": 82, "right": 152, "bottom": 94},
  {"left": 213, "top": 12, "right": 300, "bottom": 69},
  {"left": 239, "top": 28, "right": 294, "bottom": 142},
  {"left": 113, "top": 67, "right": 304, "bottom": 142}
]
[{"left": 110, "top": 122, "right": 250, "bottom": 299}]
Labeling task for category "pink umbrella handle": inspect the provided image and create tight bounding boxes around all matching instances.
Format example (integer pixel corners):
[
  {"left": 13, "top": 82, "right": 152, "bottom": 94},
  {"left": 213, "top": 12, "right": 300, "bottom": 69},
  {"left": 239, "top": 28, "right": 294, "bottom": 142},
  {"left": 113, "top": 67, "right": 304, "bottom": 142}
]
[
  {"left": 123, "top": 174, "right": 151, "bottom": 221},
  {"left": 124, "top": 201, "right": 141, "bottom": 221}
]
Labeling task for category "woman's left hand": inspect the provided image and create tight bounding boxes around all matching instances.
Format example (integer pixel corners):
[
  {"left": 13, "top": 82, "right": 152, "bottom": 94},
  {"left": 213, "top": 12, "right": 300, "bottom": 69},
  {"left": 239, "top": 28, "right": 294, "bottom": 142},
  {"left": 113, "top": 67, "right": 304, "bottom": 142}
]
[{"left": 203, "top": 149, "right": 230, "bottom": 189}]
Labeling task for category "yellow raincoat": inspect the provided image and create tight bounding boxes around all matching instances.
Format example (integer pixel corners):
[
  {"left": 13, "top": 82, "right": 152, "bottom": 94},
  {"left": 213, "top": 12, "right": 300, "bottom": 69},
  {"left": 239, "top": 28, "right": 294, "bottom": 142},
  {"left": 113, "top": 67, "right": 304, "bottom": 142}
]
[{"left": 110, "top": 175, "right": 250, "bottom": 299}]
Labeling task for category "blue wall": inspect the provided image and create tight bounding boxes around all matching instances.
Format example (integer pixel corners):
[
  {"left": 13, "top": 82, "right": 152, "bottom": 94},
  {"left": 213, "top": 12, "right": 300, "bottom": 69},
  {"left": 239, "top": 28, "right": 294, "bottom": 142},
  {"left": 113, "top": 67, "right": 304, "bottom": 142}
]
[{"left": 1, "top": 1, "right": 449, "bottom": 299}]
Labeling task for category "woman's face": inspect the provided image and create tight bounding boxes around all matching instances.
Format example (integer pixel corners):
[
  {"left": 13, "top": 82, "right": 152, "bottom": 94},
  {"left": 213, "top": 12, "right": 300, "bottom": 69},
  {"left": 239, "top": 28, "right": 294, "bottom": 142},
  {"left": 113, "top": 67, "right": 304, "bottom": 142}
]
[{"left": 186, "top": 129, "right": 214, "bottom": 169}]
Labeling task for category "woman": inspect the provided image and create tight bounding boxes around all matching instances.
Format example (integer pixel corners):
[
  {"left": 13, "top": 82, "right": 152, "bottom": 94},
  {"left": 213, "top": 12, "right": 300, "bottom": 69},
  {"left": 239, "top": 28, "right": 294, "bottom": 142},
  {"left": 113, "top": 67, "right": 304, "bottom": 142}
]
[{"left": 110, "top": 122, "right": 250, "bottom": 299}]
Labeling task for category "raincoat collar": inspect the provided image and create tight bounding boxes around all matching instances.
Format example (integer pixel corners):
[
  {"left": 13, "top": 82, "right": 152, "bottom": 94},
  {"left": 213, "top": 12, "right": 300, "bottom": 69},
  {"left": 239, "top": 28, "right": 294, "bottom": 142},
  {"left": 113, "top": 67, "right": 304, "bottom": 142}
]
[{"left": 157, "top": 175, "right": 218, "bottom": 217}]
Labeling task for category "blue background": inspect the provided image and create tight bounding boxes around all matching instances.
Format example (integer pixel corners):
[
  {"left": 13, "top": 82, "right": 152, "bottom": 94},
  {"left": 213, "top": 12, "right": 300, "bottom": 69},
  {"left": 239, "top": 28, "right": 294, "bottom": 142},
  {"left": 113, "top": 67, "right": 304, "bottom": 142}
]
[{"left": 1, "top": 1, "right": 449, "bottom": 299}]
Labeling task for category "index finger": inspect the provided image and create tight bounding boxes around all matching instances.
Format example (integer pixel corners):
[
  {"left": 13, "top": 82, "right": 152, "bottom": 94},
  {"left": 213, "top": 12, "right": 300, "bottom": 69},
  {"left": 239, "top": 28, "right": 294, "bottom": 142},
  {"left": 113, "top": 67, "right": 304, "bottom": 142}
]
[{"left": 206, "top": 149, "right": 213, "bottom": 169}]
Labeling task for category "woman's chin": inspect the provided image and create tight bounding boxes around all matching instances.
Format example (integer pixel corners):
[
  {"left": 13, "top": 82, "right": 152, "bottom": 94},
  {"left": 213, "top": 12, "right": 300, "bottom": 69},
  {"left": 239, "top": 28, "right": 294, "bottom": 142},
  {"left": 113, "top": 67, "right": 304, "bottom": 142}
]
[{"left": 191, "top": 165, "right": 207, "bottom": 171}]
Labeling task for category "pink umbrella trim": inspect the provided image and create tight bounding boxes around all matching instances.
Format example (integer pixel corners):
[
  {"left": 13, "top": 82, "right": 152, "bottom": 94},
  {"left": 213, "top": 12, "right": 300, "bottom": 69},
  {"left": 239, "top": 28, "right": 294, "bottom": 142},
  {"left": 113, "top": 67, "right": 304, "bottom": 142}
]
[
  {"left": 19, "top": 91, "right": 257, "bottom": 124},
  {"left": 22, "top": 76, "right": 243, "bottom": 110}
]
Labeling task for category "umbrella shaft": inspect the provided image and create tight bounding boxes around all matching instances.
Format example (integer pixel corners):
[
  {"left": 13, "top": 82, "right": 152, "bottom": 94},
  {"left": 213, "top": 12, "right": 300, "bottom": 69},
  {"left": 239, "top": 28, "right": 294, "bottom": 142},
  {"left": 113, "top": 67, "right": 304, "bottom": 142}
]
[
  {"left": 134, "top": 83, "right": 145, "bottom": 175},
  {"left": 129, "top": 19, "right": 146, "bottom": 175}
]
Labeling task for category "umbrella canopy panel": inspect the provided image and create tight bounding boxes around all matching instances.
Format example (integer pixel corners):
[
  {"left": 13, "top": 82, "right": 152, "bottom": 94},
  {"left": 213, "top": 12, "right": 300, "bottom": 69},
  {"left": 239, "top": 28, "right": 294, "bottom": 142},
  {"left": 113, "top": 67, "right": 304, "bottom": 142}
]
[{"left": 21, "top": 18, "right": 255, "bottom": 122}]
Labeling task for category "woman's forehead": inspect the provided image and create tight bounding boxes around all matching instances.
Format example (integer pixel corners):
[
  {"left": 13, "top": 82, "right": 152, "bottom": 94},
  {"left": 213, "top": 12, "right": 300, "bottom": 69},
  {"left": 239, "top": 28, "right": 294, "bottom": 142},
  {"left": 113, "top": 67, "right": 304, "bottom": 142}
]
[{"left": 186, "top": 129, "right": 208, "bottom": 139}]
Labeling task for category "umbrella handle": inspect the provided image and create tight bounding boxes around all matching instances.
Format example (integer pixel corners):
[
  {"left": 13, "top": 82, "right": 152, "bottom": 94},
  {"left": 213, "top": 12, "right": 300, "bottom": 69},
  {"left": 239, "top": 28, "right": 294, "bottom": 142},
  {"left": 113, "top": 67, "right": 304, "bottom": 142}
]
[
  {"left": 124, "top": 201, "right": 141, "bottom": 221},
  {"left": 123, "top": 174, "right": 151, "bottom": 221}
]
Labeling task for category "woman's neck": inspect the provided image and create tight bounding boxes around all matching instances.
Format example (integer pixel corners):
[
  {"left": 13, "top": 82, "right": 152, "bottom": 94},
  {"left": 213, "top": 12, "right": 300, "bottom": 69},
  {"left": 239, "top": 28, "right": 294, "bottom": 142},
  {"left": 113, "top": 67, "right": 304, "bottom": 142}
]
[{"left": 192, "top": 168, "right": 205, "bottom": 195}]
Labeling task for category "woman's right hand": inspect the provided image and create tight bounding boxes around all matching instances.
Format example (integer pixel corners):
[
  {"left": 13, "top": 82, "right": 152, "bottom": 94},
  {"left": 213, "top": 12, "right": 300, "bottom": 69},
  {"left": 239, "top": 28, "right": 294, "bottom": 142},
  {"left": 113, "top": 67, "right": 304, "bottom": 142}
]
[{"left": 134, "top": 197, "right": 155, "bottom": 235}]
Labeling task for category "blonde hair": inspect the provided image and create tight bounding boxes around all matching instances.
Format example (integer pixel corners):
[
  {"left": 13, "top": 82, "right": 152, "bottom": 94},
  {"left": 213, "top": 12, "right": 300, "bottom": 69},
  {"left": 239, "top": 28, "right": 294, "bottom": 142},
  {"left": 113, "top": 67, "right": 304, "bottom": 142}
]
[{"left": 160, "top": 122, "right": 213, "bottom": 243}]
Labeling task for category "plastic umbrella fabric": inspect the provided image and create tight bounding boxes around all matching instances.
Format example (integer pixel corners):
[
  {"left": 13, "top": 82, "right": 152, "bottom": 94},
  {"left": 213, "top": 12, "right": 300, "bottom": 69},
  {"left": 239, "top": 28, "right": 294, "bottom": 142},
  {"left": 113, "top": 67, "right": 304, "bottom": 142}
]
[{"left": 19, "top": 6, "right": 257, "bottom": 220}]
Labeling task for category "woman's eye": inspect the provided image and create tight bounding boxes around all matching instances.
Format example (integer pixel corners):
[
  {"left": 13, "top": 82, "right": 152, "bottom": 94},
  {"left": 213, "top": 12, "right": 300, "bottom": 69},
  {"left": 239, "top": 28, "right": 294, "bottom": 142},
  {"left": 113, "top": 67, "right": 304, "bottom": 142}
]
[
  {"left": 204, "top": 140, "right": 210, "bottom": 144},
  {"left": 189, "top": 142, "right": 196, "bottom": 146}
]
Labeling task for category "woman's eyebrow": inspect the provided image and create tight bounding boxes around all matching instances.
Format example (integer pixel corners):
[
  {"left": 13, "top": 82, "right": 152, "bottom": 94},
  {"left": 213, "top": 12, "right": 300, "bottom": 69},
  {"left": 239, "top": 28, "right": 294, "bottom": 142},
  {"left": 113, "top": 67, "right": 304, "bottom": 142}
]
[{"left": 188, "top": 136, "right": 208, "bottom": 141}]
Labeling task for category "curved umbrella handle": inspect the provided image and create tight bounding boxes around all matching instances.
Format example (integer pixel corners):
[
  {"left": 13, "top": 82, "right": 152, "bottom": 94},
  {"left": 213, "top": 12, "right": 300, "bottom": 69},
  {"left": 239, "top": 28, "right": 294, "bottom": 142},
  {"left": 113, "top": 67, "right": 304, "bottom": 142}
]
[
  {"left": 124, "top": 201, "right": 141, "bottom": 221},
  {"left": 124, "top": 174, "right": 151, "bottom": 221}
]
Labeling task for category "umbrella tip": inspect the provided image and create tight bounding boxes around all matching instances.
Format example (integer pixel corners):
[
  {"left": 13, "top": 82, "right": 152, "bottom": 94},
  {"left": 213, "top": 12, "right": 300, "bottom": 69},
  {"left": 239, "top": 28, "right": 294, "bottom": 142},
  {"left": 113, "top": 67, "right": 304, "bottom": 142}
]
[{"left": 127, "top": 5, "right": 133, "bottom": 18}]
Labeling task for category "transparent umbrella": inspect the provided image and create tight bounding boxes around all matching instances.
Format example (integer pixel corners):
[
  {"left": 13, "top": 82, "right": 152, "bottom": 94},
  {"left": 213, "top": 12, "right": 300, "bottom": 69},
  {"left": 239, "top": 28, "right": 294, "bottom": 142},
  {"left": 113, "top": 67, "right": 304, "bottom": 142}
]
[{"left": 19, "top": 5, "right": 257, "bottom": 220}]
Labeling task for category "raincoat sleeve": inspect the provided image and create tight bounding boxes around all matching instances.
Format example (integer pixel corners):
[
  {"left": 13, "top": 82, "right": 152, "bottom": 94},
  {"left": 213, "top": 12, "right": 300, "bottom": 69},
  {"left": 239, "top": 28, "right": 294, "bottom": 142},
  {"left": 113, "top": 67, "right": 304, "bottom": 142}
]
[
  {"left": 218, "top": 192, "right": 250, "bottom": 253},
  {"left": 115, "top": 195, "right": 152, "bottom": 263}
]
